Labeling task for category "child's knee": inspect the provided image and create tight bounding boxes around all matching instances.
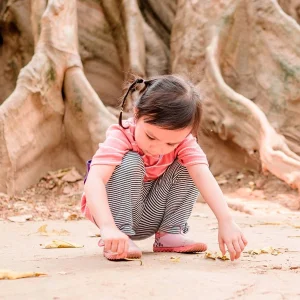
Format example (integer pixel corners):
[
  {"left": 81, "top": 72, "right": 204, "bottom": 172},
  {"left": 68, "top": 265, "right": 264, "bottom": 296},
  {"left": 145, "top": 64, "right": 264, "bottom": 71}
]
[
  {"left": 171, "top": 162, "right": 191, "bottom": 183},
  {"left": 115, "top": 151, "right": 145, "bottom": 178}
]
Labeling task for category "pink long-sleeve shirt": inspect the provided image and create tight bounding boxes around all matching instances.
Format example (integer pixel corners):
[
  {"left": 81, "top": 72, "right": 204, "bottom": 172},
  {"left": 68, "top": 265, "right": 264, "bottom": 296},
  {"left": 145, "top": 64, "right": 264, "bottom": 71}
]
[{"left": 90, "top": 118, "right": 208, "bottom": 181}]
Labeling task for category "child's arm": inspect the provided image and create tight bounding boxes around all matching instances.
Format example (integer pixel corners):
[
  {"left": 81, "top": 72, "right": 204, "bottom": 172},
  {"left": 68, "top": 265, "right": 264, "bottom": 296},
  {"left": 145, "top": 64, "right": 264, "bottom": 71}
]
[
  {"left": 187, "top": 164, "right": 248, "bottom": 261},
  {"left": 84, "top": 165, "right": 129, "bottom": 256}
]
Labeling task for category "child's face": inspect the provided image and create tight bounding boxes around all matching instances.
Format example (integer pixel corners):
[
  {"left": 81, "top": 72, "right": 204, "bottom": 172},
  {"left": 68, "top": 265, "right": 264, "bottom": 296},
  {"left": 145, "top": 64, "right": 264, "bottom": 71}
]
[{"left": 135, "top": 117, "right": 192, "bottom": 156}]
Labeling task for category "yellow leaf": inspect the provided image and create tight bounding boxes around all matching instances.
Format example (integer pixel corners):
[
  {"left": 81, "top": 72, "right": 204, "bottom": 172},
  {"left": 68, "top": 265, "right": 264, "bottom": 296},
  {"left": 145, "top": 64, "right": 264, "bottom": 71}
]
[
  {"left": 88, "top": 232, "right": 101, "bottom": 237},
  {"left": 63, "top": 212, "right": 79, "bottom": 221},
  {"left": 43, "top": 240, "right": 83, "bottom": 249},
  {"left": 37, "top": 224, "right": 48, "bottom": 235},
  {"left": 205, "top": 251, "right": 217, "bottom": 260},
  {"left": 248, "top": 247, "right": 281, "bottom": 255},
  {"left": 248, "top": 249, "right": 262, "bottom": 255},
  {"left": 0, "top": 270, "right": 47, "bottom": 280},
  {"left": 170, "top": 256, "right": 181, "bottom": 262},
  {"left": 291, "top": 223, "right": 300, "bottom": 229},
  {"left": 217, "top": 252, "right": 230, "bottom": 260},
  {"left": 37, "top": 225, "right": 70, "bottom": 236},
  {"left": 261, "top": 246, "right": 274, "bottom": 254},
  {"left": 271, "top": 249, "right": 281, "bottom": 256}
]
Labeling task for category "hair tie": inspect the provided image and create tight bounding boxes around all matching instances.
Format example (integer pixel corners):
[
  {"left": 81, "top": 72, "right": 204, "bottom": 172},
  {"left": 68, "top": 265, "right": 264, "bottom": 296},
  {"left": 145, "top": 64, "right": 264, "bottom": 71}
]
[{"left": 119, "top": 78, "right": 144, "bottom": 128}]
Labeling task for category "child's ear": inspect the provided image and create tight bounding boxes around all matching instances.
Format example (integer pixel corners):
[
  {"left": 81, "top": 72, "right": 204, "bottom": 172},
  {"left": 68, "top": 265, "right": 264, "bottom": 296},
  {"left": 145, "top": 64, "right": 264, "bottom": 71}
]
[{"left": 133, "top": 107, "right": 138, "bottom": 115}]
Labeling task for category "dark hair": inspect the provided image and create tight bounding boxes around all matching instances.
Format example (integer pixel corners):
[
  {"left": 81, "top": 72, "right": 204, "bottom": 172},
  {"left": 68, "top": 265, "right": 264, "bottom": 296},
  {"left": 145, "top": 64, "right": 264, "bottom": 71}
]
[{"left": 119, "top": 75, "right": 203, "bottom": 135}]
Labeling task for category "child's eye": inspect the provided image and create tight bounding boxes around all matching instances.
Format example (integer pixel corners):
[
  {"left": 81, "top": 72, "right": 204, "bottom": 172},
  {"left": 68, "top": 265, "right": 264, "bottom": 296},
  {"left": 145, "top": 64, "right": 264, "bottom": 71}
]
[
  {"left": 146, "top": 134, "right": 155, "bottom": 140},
  {"left": 167, "top": 143, "right": 177, "bottom": 147}
]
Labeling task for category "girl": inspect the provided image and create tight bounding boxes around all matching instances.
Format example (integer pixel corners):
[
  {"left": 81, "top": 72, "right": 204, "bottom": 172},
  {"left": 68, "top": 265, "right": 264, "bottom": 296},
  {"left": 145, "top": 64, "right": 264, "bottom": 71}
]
[{"left": 82, "top": 75, "right": 247, "bottom": 261}]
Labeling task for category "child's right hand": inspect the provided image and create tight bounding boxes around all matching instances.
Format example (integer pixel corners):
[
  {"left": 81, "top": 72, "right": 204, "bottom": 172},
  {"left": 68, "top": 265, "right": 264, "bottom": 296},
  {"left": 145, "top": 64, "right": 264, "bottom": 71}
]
[{"left": 100, "top": 225, "right": 129, "bottom": 256}]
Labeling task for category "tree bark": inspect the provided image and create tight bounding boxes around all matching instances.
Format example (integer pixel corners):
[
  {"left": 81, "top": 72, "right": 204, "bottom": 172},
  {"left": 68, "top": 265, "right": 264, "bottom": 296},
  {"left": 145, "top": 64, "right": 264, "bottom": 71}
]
[{"left": 0, "top": 0, "right": 300, "bottom": 196}]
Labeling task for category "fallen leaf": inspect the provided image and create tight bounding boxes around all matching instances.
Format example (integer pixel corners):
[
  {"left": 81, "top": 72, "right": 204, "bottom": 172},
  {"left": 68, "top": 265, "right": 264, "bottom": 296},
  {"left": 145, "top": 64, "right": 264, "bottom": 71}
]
[
  {"left": 61, "top": 168, "right": 82, "bottom": 183},
  {"left": 0, "top": 270, "right": 47, "bottom": 280},
  {"left": 290, "top": 266, "right": 300, "bottom": 270},
  {"left": 38, "top": 224, "right": 48, "bottom": 235},
  {"left": 217, "top": 252, "right": 230, "bottom": 260},
  {"left": 37, "top": 225, "right": 70, "bottom": 236},
  {"left": 205, "top": 251, "right": 230, "bottom": 260},
  {"left": 291, "top": 223, "right": 300, "bottom": 229},
  {"left": 170, "top": 256, "right": 181, "bottom": 262},
  {"left": 43, "top": 240, "right": 83, "bottom": 249},
  {"left": 8, "top": 214, "right": 32, "bottom": 223},
  {"left": 205, "top": 251, "right": 217, "bottom": 260},
  {"left": 63, "top": 212, "right": 78, "bottom": 221},
  {"left": 88, "top": 232, "right": 101, "bottom": 237},
  {"left": 248, "top": 249, "right": 262, "bottom": 255},
  {"left": 248, "top": 247, "right": 282, "bottom": 256}
]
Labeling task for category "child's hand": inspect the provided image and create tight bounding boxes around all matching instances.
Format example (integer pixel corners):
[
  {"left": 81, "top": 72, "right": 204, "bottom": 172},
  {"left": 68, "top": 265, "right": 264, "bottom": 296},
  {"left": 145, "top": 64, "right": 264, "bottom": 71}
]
[
  {"left": 100, "top": 225, "right": 129, "bottom": 256},
  {"left": 218, "top": 220, "right": 247, "bottom": 261}
]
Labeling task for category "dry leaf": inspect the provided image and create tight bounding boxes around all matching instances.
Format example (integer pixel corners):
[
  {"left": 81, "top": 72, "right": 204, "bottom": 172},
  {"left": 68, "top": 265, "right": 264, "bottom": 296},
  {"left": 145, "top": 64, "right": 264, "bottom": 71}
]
[
  {"left": 38, "top": 224, "right": 48, "bottom": 235},
  {"left": 37, "top": 224, "right": 70, "bottom": 236},
  {"left": 170, "top": 256, "right": 181, "bottom": 262},
  {"left": 205, "top": 251, "right": 230, "bottom": 261},
  {"left": 217, "top": 252, "right": 230, "bottom": 260},
  {"left": 61, "top": 168, "right": 82, "bottom": 183},
  {"left": 248, "top": 249, "right": 262, "bottom": 255},
  {"left": 248, "top": 247, "right": 282, "bottom": 256},
  {"left": 291, "top": 223, "right": 300, "bottom": 229},
  {"left": 8, "top": 214, "right": 32, "bottom": 223},
  {"left": 88, "top": 232, "right": 101, "bottom": 237},
  {"left": 0, "top": 270, "right": 47, "bottom": 280},
  {"left": 205, "top": 251, "right": 217, "bottom": 260},
  {"left": 63, "top": 212, "right": 78, "bottom": 221},
  {"left": 43, "top": 240, "right": 83, "bottom": 249}
]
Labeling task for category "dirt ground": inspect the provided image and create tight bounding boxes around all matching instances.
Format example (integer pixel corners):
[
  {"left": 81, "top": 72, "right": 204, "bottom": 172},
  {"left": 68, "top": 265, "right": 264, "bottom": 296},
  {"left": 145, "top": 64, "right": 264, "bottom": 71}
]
[{"left": 1, "top": 169, "right": 300, "bottom": 300}]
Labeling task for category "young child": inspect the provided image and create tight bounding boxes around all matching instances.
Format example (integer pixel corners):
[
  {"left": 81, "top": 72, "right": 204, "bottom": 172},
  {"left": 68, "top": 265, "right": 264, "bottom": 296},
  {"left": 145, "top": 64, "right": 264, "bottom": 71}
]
[{"left": 82, "top": 75, "right": 247, "bottom": 261}]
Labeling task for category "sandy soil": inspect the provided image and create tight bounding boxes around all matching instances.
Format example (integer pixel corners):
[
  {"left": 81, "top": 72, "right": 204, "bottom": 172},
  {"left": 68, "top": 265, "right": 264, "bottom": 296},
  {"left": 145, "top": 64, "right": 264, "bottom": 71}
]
[
  {"left": 1, "top": 169, "right": 300, "bottom": 299},
  {"left": 1, "top": 200, "right": 300, "bottom": 300}
]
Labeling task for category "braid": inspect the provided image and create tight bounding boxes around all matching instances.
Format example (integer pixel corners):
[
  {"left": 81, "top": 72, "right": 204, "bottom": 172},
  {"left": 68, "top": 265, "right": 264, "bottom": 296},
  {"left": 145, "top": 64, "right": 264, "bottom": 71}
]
[{"left": 119, "top": 78, "right": 144, "bottom": 128}]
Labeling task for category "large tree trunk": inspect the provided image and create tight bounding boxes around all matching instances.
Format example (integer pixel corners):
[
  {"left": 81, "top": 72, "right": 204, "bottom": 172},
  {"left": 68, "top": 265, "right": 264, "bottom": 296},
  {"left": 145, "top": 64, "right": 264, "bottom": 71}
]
[{"left": 0, "top": 0, "right": 300, "bottom": 195}]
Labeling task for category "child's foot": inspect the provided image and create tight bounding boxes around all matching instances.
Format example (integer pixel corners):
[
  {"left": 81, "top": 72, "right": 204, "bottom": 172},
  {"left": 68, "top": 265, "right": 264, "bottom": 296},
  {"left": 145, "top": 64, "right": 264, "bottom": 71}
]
[
  {"left": 98, "top": 238, "right": 142, "bottom": 261},
  {"left": 153, "top": 231, "right": 207, "bottom": 253}
]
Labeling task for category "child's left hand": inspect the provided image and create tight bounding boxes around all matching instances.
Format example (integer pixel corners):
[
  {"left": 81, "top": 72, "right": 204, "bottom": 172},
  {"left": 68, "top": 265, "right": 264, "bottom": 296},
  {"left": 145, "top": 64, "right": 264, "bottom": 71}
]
[{"left": 218, "top": 219, "right": 248, "bottom": 261}]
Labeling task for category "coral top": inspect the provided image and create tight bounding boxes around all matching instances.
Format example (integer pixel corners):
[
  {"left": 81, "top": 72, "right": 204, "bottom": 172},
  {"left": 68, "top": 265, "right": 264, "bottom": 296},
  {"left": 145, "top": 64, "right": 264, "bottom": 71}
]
[{"left": 90, "top": 118, "right": 208, "bottom": 181}]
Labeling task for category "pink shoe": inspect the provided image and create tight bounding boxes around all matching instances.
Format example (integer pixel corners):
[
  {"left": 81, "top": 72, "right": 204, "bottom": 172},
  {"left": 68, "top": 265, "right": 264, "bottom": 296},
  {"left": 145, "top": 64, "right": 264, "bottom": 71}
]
[
  {"left": 98, "top": 239, "right": 142, "bottom": 261},
  {"left": 153, "top": 231, "right": 207, "bottom": 253}
]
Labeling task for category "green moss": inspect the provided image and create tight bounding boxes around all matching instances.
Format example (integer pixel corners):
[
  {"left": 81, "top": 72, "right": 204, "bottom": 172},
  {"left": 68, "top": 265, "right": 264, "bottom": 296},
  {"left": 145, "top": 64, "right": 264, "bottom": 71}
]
[
  {"left": 46, "top": 65, "right": 56, "bottom": 82},
  {"left": 72, "top": 85, "right": 83, "bottom": 112},
  {"left": 277, "top": 59, "right": 300, "bottom": 83}
]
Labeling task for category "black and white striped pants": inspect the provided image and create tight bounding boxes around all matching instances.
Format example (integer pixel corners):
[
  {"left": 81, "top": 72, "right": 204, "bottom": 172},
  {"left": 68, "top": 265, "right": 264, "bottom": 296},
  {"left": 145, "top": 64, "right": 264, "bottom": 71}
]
[{"left": 99, "top": 151, "right": 199, "bottom": 240}]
